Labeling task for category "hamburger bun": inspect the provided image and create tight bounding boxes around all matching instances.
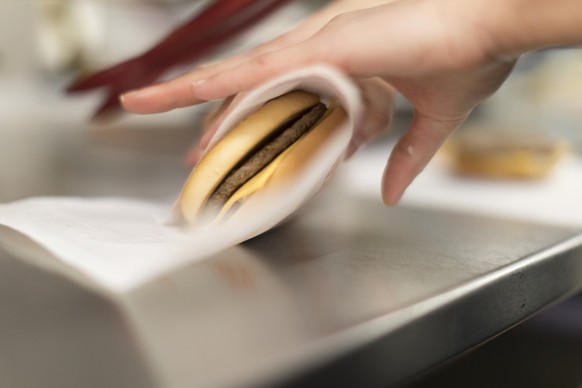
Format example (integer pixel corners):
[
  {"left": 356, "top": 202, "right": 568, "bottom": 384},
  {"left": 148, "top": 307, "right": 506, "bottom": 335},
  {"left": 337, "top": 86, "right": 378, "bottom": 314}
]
[
  {"left": 447, "top": 130, "right": 567, "bottom": 179},
  {"left": 179, "top": 91, "right": 347, "bottom": 225}
]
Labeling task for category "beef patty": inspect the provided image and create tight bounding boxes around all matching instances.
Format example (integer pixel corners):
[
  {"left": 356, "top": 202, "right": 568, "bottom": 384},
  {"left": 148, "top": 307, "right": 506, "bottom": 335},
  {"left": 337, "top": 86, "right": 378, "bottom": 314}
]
[{"left": 208, "top": 102, "right": 327, "bottom": 206}]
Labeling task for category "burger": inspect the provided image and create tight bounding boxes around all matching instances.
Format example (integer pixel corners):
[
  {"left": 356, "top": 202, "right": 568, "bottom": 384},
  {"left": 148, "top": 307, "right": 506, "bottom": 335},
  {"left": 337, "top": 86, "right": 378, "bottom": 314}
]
[
  {"left": 447, "top": 130, "right": 567, "bottom": 179},
  {"left": 178, "top": 90, "right": 347, "bottom": 225}
]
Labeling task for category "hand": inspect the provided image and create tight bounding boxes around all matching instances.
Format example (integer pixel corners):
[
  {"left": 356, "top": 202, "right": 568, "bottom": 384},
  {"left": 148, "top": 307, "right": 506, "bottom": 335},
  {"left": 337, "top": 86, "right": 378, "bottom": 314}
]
[
  {"left": 123, "top": 0, "right": 517, "bottom": 205},
  {"left": 121, "top": 0, "right": 396, "bottom": 114},
  {"left": 185, "top": 78, "right": 394, "bottom": 166},
  {"left": 124, "top": 0, "right": 397, "bottom": 165}
]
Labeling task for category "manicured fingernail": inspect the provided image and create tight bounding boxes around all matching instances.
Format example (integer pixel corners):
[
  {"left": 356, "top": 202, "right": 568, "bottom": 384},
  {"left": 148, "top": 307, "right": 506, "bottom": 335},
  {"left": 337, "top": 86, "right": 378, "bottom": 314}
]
[
  {"left": 198, "top": 60, "right": 221, "bottom": 69},
  {"left": 121, "top": 86, "right": 153, "bottom": 100},
  {"left": 191, "top": 80, "right": 208, "bottom": 99}
]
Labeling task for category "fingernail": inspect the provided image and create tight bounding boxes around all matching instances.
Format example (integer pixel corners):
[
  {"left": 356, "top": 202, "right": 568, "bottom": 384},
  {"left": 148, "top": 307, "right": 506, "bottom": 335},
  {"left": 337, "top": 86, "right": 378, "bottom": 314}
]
[
  {"left": 191, "top": 80, "right": 208, "bottom": 100},
  {"left": 121, "top": 87, "right": 152, "bottom": 100},
  {"left": 198, "top": 60, "right": 221, "bottom": 69}
]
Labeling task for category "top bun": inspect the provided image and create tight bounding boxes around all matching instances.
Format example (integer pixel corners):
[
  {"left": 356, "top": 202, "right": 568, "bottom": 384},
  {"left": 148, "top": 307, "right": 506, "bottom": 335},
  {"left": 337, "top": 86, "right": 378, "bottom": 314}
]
[{"left": 179, "top": 91, "right": 322, "bottom": 224}]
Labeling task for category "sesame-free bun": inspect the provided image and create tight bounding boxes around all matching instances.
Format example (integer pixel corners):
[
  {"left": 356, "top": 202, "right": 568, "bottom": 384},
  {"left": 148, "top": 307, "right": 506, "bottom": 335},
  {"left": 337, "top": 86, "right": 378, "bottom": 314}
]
[
  {"left": 179, "top": 91, "right": 346, "bottom": 225},
  {"left": 447, "top": 130, "right": 567, "bottom": 179}
]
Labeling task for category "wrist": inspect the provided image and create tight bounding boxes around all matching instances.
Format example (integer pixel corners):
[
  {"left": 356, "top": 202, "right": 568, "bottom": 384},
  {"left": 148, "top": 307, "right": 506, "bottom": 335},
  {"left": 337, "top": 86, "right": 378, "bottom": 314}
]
[{"left": 471, "top": 0, "right": 582, "bottom": 58}]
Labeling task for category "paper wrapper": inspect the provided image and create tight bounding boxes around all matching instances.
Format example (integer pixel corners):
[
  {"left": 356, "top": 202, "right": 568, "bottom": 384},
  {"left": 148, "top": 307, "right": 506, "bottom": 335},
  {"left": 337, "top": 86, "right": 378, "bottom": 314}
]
[{"left": 0, "top": 66, "right": 363, "bottom": 293}]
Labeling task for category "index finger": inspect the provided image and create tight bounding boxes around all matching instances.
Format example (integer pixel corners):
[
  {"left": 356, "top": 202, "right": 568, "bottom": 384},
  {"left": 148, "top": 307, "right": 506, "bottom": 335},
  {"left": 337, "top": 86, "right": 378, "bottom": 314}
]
[
  {"left": 192, "top": 41, "right": 335, "bottom": 101},
  {"left": 120, "top": 36, "right": 295, "bottom": 114}
]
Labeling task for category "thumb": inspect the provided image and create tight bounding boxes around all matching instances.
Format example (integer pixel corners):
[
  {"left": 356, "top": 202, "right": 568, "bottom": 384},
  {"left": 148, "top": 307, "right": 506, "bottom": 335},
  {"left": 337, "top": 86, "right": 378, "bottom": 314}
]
[
  {"left": 382, "top": 111, "right": 466, "bottom": 206},
  {"left": 192, "top": 41, "right": 332, "bottom": 101}
]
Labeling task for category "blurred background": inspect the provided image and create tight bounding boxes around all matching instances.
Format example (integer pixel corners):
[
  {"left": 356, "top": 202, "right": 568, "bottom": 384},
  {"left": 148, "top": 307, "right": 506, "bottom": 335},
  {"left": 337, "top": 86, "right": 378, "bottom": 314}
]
[
  {"left": 0, "top": 0, "right": 327, "bottom": 203},
  {"left": 0, "top": 1, "right": 581, "bottom": 387}
]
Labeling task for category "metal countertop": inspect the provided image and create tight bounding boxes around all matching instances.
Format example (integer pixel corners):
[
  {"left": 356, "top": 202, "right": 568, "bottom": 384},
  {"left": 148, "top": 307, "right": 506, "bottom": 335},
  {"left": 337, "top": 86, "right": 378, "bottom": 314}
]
[
  {"left": 1, "top": 194, "right": 581, "bottom": 388},
  {"left": 1, "top": 119, "right": 582, "bottom": 388}
]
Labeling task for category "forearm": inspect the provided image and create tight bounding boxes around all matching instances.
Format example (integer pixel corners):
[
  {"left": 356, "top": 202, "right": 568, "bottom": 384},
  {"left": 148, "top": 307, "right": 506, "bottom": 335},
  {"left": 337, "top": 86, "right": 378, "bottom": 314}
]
[{"left": 476, "top": 0, "right": 582, "bottom": 57}]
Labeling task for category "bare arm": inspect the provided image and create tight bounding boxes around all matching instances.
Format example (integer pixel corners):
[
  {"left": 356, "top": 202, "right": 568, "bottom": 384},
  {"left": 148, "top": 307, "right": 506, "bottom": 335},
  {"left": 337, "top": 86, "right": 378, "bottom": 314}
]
[{"left": 486, "top": 0, "right": 582, "bottom": 55}]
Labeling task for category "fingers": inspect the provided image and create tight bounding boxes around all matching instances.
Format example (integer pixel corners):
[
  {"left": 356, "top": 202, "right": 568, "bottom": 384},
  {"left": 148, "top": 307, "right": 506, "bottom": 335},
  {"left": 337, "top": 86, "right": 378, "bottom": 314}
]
[
  {"left": 192, "top": 41, "right": 333, "bottom": 101},
  {"left": 382, "top": 111, "right": 467, "bottom": 206},
  {"left": 120, "top": 74, "right": 206, "bottom": 114},
  {"left": 346, "top": 78, "right": 394, "bottom": 158},
  {"left": 121, "top": 34, "right": 295, "bottom": 114},
  {"left": 120, "top": 1, "right": 397, "bottom": 113}
]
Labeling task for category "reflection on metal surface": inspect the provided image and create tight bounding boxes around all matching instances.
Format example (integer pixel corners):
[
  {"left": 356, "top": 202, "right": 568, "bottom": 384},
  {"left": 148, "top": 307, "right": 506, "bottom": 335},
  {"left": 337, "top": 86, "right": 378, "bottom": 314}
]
[
  {"left": 117, "top": 197, "right": 581, "bottom": 388},
  {"left": 1, "top": 192, "right": 582, "bottom": 387},
  {"left": 405, "top": 293, "right": 582, "bottom": 388}
]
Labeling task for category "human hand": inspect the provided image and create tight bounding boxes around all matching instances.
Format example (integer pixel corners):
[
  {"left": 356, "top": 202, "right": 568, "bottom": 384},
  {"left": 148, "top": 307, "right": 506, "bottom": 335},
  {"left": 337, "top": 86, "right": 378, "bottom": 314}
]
[
  {"left": 123, "top": 0, "right": 518, "bottom": 205},
  {"left": 121, "top": 0, "right": 396, "bottom": 114},
  {"left": 185, "top": 77, "right": 394, "bottom": 166},
  {"left": 124, "top": 0, "right": 397, "bottom": 165}
]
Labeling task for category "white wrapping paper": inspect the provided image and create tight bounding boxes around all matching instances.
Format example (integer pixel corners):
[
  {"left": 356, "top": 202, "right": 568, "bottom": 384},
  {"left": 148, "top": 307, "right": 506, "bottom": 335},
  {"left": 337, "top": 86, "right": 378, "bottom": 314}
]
[{"left": 0, "top": 66, "right": 363, "bottom": 293}]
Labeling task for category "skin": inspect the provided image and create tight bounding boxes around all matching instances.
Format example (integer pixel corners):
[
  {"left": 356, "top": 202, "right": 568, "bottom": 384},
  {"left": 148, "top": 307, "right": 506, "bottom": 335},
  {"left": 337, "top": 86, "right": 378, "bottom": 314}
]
[{"left": 121, "top": 0, "right": 582, "bottom": 205}]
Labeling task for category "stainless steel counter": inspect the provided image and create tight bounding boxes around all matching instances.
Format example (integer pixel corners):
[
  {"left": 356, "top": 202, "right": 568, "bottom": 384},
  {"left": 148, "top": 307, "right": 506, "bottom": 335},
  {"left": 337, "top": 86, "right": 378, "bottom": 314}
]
[
  {"left": 1, "top": 194, "right": 581, "bottom": 388},
  {"left": 1, "top": 112, "right": 582, "bottom": 388}
]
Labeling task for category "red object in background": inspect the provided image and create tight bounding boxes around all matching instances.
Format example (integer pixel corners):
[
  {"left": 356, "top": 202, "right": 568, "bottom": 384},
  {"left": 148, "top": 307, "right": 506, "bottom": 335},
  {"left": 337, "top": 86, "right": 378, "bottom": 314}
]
[{"left": 66, "top": 0, "right": 294, "bottom": 121}]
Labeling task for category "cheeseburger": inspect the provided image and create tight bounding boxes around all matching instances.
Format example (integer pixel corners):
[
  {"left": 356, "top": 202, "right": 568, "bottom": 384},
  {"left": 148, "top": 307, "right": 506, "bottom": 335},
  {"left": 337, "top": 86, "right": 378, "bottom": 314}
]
[
  {"left": 447, "top": 130, "right": 567, "bottom": 179},
  {"left": 179, "top": 91, "right": 347, "bottom": 225}
]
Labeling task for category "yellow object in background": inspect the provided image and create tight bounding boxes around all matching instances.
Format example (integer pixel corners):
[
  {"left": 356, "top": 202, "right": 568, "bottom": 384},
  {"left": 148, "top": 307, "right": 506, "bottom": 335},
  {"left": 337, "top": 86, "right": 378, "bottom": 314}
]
[{"left": 446, "top": 130, "right": 568, "bottom": 180}]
